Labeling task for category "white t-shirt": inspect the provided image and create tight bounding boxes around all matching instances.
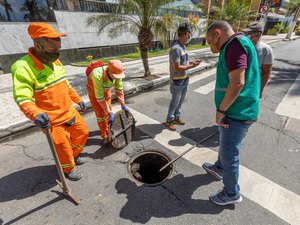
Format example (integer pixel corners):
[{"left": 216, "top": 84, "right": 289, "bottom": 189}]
[{"left": 255, "top": 41, "right": 274, "bottom": 68}]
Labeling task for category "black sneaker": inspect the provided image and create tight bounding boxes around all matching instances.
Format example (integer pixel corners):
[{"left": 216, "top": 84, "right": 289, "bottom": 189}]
[
  {"left": 202, "top": 162, "right": 223, "bottom": 180},
  {"left": 74, "top": 156, "right": 85, "bottom": 165},
  {"left": 64, "top": 169, "right": 82, "bottom": 181}
]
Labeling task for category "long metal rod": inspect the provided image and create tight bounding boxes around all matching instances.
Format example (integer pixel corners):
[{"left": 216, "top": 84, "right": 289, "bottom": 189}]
[
  {"left": 45, "top": 128, "right": 80, "bottom": 205},
  {"left": 159, "top": 130, "right": 219, "bottom": 172}
]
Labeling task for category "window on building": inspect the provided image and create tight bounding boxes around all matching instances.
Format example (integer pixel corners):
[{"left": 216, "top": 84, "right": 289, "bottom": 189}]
[{"left": 0, "top": 0, "right": 55, "bottom": 22}]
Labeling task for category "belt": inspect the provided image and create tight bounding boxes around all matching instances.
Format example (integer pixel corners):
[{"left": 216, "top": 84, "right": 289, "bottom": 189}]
[{"left": 64, "top": 117, "right": 76, "bottom": 127}]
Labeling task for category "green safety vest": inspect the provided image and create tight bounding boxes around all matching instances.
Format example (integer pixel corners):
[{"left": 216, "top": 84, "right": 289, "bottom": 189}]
[{"left": 215, "top": 34, "right": 260, "bottom": 120}]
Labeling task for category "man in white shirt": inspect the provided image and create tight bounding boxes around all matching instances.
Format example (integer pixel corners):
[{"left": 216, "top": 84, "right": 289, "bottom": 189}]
[{"left": 243, "top": 22, "right": 274, "bottom": 98}]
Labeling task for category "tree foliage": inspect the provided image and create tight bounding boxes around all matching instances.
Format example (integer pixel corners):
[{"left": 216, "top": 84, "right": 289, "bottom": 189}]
[
  {"left": 211, "top": 0, "right": 258, "bottom": 31},
  {"left": 283, "top": 0, "right": 300, "bottom": 16},
  {"left": 87, "top": 0, "right": 176, "bottom": 77}
]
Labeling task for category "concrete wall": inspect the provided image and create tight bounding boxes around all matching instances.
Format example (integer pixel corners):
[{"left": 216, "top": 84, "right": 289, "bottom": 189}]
[
  {"left": 0, "top": 10, "right": 205, "bottom": 73},
  {"left": 54, "top": 10, "right": 139, "bottom": 49},
  {"left": 0, "top": 10, "right": 140, "bottom": 73},
  {"left": 0, "top": 22, "right": 60, "bottom": 55},
  {"left": 0, "top": 10, "right": 139, "bottom": 55}
]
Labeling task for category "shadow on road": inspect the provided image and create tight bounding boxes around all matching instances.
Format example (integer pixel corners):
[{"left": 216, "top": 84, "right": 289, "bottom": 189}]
[
  {"left": 274, "top": 58, "right": 300, "bottom": 67},
  {"left": 3, "top": 192, "right": 63, "bottom": 225},
  {"left": 168, "top": 125, "right": 219, "bottom": 148},
  {"left": 115, "top": 173, "right": 233, "bottom": 223},
  {"left": 0, "top": 165, "right": 57, "bottom": 203},
  {"left": 135, "top": 123, "right": 165, "bottom": 139},
  {"left": 135, "top": 124, "right": 220, "bottom": 148}
]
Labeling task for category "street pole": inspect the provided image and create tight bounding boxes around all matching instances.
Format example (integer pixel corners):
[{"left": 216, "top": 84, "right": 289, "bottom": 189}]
[
  {"left": 206, "top": 0, "right": 212, "bottom": 31},
  {"left": 207, "top": 0, "right": 211, "bottom": 27},
  {"left": 285, "top": 5, "right": 300, "bottom": 40},
  {"left": 260, "top": 0, "right": 270, "bottom": 32},
  {"left": 202, "top": 0, "right": 211, "bottom": 45}
]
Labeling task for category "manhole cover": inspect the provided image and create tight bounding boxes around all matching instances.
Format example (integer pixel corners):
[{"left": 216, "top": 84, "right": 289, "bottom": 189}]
[
  {"left": 127, "top": 150, "right": 174, "bottom": 186},
  {"left": 110, "top": 110, "right": 136, "bottom": 149}
]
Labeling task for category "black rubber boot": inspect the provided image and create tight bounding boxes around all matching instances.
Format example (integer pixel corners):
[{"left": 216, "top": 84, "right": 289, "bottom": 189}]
[{"left": 64, "top": 169, "right": 82, "bottom": 181}]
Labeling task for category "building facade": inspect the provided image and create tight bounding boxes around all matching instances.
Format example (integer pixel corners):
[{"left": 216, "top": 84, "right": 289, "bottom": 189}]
[{"left": 0, "top": 0, "right": 203, "bottom": 73}]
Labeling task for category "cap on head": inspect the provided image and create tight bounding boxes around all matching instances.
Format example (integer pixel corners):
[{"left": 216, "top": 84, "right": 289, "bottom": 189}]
[
  {"left": 28, "top": 23, "right": 67, "bottom": 39},
  {"left": 242, "top": 22, "right": 263, "bottom": 33},
  {"left": 108, "top": 60, "right": 125, "bottom": 79}
]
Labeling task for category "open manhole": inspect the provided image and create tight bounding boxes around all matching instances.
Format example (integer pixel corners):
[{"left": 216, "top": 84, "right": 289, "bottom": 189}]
[{"left": 127, "top": 150, "right": 174, "bottom": 187}]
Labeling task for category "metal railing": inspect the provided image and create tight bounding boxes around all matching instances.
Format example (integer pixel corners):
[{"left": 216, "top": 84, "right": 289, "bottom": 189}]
[
  {"left": 62, "top": 0, "right": 201, "bottom": 17},
  {"left": 66, "top": 0, "right": 119, "bottom": 13}
]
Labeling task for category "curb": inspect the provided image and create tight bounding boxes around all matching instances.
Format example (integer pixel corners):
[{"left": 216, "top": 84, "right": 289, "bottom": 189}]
[{"left": 0, "top": 62, "right": 217, "bottom": 139}]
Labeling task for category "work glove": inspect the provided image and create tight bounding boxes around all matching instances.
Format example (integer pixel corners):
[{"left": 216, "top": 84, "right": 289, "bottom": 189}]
[
  {"left": 122, "top": 105, "right": 130, "bottom": 112},
  {"left": 34, "top": 113, "right": 50, "bottom": 129},
  {"left": 108, "top": 112, "right": 115, "bottom": 125},
  {"left": 78, "top": 101, "right": 86, "bottom": 111}
]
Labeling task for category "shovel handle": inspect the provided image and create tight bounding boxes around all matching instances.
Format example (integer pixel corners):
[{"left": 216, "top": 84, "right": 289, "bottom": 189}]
[
  {"left": 45, "top": 128, "right": 70, "bottom": 190},
  {"left": 45, "top": 128, "right": 81, "bottom": 205}
]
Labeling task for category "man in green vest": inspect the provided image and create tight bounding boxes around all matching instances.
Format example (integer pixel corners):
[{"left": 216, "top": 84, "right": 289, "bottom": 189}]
[{"left": 202, "top": 20, "right": 260, "bottom": 205}]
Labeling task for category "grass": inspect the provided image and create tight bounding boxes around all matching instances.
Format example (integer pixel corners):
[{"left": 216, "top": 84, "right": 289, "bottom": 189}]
[{"left": 72, "top": 44, "right": 208, "bottom": 67}]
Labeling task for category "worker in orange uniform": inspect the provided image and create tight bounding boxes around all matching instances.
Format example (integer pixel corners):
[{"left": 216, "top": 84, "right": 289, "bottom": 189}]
[
  {"left": 86, "top": 60, "right": 129, "bottom": 144},
  {"left": 11, "top": 23, "right": 89, "bottom": 181}
]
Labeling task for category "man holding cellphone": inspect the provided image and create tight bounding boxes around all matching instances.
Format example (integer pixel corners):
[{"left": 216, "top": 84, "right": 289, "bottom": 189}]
[{"left": 165, "top": 23, "right": 201, "bottom": 131}]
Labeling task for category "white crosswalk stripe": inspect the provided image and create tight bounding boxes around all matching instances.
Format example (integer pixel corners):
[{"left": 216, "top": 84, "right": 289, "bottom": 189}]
[
  {"left": 189, "top": 68, "right": 216, "bottom": 84},
  {"left": 194, "top": 80, "right": 216, "bottom": 94},
  {"left": 275, "top": 74, "right": 300, "bottom": 120},
  {"left": 189, "top": 68, "right": 216, "bottom": 95},
  {"left": 128, "top": 108, "right": 300, "bottom": 225}
]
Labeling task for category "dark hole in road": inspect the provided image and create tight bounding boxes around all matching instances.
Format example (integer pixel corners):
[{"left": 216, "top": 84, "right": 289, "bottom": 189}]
[{"left": 127, "top": 150, "right": 173, "bottom": 187}]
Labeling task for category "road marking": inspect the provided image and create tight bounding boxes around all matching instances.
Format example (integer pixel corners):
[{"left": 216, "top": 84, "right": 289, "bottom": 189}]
[
  {"left": 189, "top": 68, "right": 216, "bottom": 84},
  {"left": 129, "top": 108, "right": 300, "bottom": 225},
  {"left": 275, "top": 74, "right": 300, "bottom": 120},
  {"left": 194, "top": 80, "right": 216, "bottom": 94}
]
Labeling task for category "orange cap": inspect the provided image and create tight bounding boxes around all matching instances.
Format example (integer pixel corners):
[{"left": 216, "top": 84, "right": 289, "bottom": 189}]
[
  {"left": 108, "top": 60, "right": 125, "bottom": 79},
  {"left": 28, "top": 23, "right": 67, "bottom": 39}
]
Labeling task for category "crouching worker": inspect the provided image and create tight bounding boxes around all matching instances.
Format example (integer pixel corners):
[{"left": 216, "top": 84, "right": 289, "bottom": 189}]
[
  {"left": 11, "top": 23, "right": 89, "bottom": 181},
  {"left": 86, "top": 60, "right": 129, "bottom": 144}
]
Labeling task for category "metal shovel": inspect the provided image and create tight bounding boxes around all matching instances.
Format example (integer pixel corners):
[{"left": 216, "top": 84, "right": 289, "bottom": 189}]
[
  {"left": 159, "top": 130, "right": 219, "bottom": 172},
  {"left": 45, "top": 128, "right": 80, "bottom": 205}
]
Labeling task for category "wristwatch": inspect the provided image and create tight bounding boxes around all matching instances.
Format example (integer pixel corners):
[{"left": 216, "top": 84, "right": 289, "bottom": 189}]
[{"left": 216, "top": 107, "right": 226, "bottom": 114}]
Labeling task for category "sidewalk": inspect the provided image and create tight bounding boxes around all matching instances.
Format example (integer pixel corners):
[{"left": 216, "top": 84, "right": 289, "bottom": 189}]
[{"left": 0, "top": 34, "right": 298, "bottom": 138}]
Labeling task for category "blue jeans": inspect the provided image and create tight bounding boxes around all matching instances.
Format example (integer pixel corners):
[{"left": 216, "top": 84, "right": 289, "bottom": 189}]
[
  {"left": 166, "top": 82, "right": 188, "bottom": 122},
  {"left": 215, "top": 117, "right": 253, "bottom": 196}
]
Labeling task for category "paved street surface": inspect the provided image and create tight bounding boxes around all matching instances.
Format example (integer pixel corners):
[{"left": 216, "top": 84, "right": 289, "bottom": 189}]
[{"left": 0, "top": 38, "right": 300, "bottom": 225}]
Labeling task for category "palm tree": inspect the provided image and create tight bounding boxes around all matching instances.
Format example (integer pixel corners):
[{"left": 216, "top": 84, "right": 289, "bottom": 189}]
[
  {"left": 284, "top": 0, "right": 300, "bottom": 17},
  {"left": 87, "top": 0, "right": 175, "bottom": 77},
  {"left": 152, "top": 13, "right": 186, "bottom": 49},
  {"left": 212, "top": 0, "right": 258, "bottom": 31},
  {"left": 285, "top": 0, "right": 300, "bottom": 40},
  {"left": 0, "top": 0, "right": 13, "bottom": 22},
  {"left": 20, "top": 0, "right": 49, "bottom": 21}
]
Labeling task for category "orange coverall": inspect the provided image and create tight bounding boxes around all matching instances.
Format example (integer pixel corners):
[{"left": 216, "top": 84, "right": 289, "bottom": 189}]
[
  {"left": 12, "top": 48, "right": 89, "bottom": 173},
  {"left": 86, "top": 65, "right": 125, "bottom": 139}
]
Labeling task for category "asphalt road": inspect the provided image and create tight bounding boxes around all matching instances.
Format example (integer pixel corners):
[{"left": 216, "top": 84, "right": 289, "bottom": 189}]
[{"left": 0, "top": 39, "right": 299, "bottom": 225}]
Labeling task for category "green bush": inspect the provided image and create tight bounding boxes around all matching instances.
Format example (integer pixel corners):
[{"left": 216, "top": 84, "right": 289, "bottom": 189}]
[
  {"left": 279, "top": 28, "right": 288, "bottom": 34},
  {"left": 267, "top": 28, "right": 278, "bottom": 35},
  {"left": 274, "top": 23, "right": 284, "bottom": 33},
  {"left": 86, "top": 55, "right": 93, "bottom": 61},
  {"left": 295, "top": 29, "right": 300, "bottom": 36}
]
